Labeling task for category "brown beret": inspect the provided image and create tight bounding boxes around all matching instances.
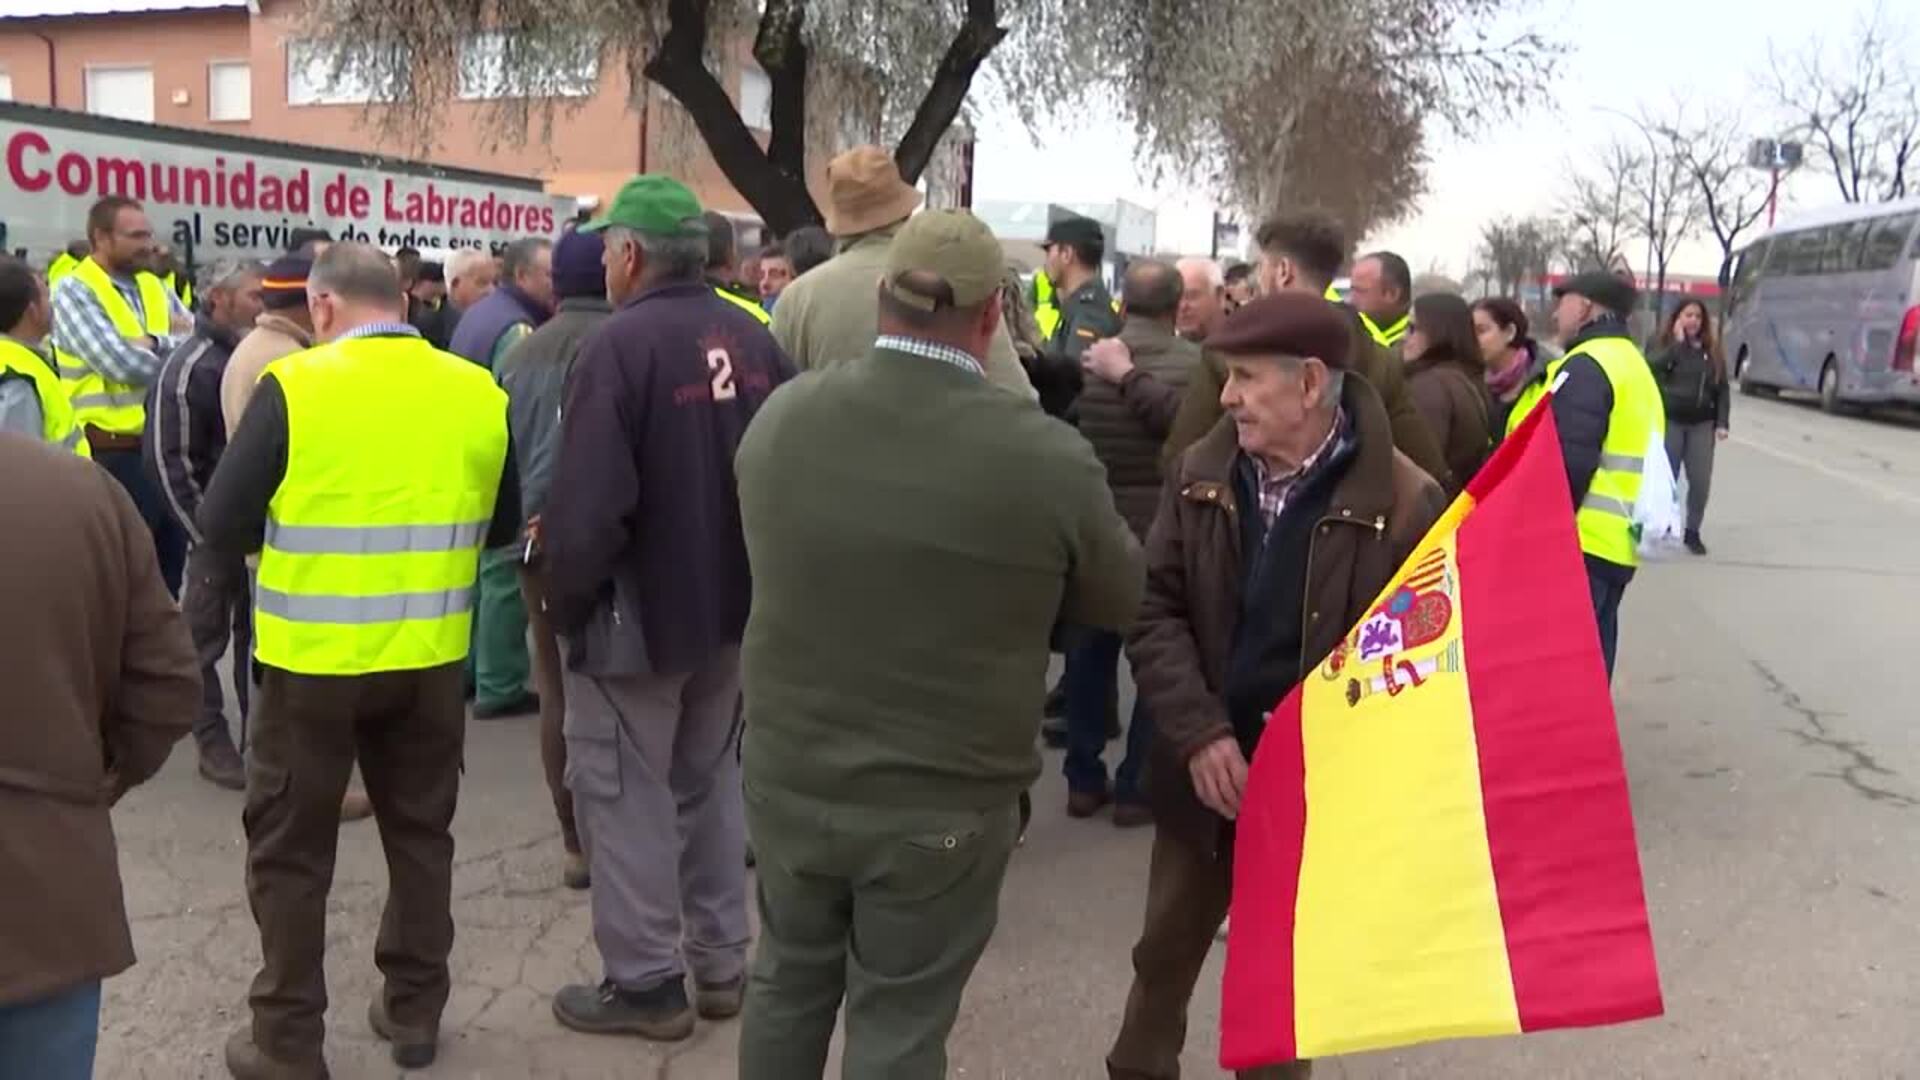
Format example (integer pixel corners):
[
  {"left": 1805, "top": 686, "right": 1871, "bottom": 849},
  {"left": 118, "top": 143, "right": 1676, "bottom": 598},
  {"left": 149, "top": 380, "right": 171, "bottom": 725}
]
[{"left": 1206, "top": 291, "right": 1352, "bottom": 370}]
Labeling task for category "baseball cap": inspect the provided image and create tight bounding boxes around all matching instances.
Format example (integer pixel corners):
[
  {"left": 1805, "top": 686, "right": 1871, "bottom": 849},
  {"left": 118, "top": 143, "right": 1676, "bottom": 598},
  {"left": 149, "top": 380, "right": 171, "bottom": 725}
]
[
  {"left": 260, "top": 253, "right": 311, "bottom": 311},
  {"left": 882, "top": 209, "right": 1003, "bottom": 312},
  {"left": 580, "top": 175, "right": 708, "bottom": 238}
]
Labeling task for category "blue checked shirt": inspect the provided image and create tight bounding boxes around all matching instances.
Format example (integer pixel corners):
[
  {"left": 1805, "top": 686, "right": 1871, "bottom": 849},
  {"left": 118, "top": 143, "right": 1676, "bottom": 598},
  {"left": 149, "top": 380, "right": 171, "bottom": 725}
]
[
  {"left": 337, "top": 321, "right": 423, "bottom": 342},
  {"left": 874, "top": 334, "right": 986, "bottom": 379},
  {"left": 49, "top": 269, "right": 192, "bottom": 386}
]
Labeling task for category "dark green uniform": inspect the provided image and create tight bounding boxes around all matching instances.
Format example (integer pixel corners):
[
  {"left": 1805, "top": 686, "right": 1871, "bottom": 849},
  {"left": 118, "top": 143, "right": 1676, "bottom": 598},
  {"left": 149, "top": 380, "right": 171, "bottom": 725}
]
[{"left": 1049, "top": 278, "right": 1123, "bottom": 364}]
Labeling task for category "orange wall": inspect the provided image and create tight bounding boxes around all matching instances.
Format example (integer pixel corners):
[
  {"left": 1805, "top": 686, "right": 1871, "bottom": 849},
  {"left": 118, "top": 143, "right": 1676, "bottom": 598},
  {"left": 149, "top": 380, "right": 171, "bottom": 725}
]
[{"left": 0, "top": 11, "right": 251, "bottom": 130}]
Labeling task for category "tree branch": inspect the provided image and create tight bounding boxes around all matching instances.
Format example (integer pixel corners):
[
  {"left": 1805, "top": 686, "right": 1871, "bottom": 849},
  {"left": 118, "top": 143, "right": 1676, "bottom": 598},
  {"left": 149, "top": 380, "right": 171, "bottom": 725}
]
[
  {"left": 893, "top": 0, "right": 1007, "bottom": 184},
  {"left": 753, "top": 0, "right": 809, "bottom": 186},
  {"left": 644, "top": 0, "right": 821, "bottom": 232}
]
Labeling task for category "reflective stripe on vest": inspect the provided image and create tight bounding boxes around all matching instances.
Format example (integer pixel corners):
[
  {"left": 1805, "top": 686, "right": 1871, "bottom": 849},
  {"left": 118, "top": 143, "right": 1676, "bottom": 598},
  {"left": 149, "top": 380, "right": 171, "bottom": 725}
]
[
  {"left": 1360, "top": 310, "right": 1409, "bottom": 348},
  {"left": 0, "top": 338, "right": 91, "bottom": 457},
  {"left": 254, "top": 334, "right": 508, "bottom": 676},
  {"left": 715, "top": 286, "right": 771, "bottom": 324},
  {"left": 56, "top": 259, "right": 170, "bottom": 436},
  {"left": 1507, "top": 335, "right": 1664, "bottom": 567}
]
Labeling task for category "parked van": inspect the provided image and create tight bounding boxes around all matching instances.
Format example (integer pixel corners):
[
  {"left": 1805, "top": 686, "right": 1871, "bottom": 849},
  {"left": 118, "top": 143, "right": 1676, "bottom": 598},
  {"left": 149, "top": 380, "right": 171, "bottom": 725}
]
[{"left": 1724, "top": 198, "right": 1920, "bottom": 412}]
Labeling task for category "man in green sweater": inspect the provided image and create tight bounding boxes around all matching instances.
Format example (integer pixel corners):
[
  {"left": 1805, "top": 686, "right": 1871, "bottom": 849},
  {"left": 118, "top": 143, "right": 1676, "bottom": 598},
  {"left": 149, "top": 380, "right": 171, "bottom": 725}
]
[{"left": 735, "top": 209, "right": 1143, "bottom": 1079}]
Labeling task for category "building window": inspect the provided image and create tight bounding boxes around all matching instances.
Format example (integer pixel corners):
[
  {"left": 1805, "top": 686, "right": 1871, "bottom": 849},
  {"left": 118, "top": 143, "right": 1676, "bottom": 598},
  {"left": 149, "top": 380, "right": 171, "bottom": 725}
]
[
  {"left": 458, "top": 31, "right": 598, "bottom": 100},
  {"left": 287, "top": 40, "right": 389, "bottom": 106},
  {"left": 85, "top": 65, "right": 154, "bottom": 123},
  {"left": 739, "top": 64, "right": 771, "bottom": 130},
  {"left": 0, "top": 69, "right": 13, "bottom": 102},
  {"left": 208, "top": 61, "right": 251, "bottom": 122}
]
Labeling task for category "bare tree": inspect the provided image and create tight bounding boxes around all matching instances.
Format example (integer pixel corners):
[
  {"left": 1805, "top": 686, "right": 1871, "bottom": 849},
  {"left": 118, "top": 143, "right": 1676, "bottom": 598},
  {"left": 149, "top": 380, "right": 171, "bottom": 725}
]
[
  {"left": 297, "top": 0, "right": 1551, "bottom": 237},
  {"left": 1625, "top": 129, "right": 1703, "bottom": 316},
  {"left": 1666, "top": 115, "right": 1773, "bottom": 289},
  {"left": 1560, "top": 142, "right": 1637, "bottom": 272},
  {"left": 1765, "top": 5, "right": 1919, "bottom": 204},
  {"left": 1477, "top": 215, "right": 1559, "bottom": 297}
]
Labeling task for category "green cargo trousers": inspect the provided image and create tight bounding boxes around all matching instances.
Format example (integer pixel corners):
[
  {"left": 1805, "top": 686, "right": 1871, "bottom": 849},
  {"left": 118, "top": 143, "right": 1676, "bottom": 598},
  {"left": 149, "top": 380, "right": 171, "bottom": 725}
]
[
  {"left": 467, "top": 545, "right": 530, "bottom": 710},
  {"left": 738, "top": 784, "right": 1020, "bottom": 1080}
]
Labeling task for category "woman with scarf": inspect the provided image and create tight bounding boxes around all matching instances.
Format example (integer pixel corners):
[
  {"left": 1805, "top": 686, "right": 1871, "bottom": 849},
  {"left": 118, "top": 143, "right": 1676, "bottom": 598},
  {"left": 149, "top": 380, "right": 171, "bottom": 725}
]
[{"left": 1473, "top": 296, "right": 1555, "bottom": 439}]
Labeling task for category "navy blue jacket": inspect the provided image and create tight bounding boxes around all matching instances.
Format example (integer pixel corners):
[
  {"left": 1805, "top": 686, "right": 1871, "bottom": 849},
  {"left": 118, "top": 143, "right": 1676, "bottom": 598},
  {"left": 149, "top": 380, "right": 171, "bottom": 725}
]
[
  {"left": 143, "top": 317, "right": 241, "bottom": 544},
  {"left": 542, "top": 280, "right": 795, "bottom": 675},
  {"left": 448, "top": 286, "right": 547, "bottom": 372}
]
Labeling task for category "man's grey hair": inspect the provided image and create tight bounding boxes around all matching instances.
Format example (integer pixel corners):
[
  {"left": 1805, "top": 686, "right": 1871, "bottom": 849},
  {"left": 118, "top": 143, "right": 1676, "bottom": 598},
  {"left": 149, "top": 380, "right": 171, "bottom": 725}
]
[
  {"left": 1175, "top": 256, "right": 1224, "bottom": 291},
  {"left": 607, "top": 225, "right": 707, "bottom": 283},
  {"left": 1264, "top": 352, "right": 1345, "bottom": 411},
  {"left": 309, "top": 242, "right": 404, "bottom": 308},
  {"left": 501, "top": 237, "right": 552, "bottom": 280},
  {"left": 206, "top": 259, "right": 266, "bottom": 292},
  {"left": 446, "top": 248, "right": 493, "bottom": 283}
]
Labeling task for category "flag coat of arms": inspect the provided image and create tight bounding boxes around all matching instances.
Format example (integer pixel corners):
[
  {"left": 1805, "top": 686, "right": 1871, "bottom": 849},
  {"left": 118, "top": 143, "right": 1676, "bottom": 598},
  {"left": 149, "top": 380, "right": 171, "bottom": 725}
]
[{"left": 1220, "top": 405, "right": 1663, "bottom": 1069}]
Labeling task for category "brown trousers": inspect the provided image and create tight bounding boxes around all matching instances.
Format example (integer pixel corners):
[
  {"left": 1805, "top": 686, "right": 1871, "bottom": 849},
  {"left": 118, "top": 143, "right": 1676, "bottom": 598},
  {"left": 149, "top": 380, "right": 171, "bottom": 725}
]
[
  {"left": 242, "top": 661, "right": 466, "bottom": 1062},
  {"left": 1108, "top": 825, "right": 1311, "bottom": 1080},
  {"left": 517, "top": 566, "right": 578, "bottom": 854}
]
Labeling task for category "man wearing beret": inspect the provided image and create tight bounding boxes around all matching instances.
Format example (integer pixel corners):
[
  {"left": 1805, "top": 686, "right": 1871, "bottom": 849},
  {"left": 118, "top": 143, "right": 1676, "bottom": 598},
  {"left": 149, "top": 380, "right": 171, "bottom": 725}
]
[
  {"left": 735, "top": 209, "right": 1142, "bottom": 1078},
  {"left": 1505, "top": 269, "right": 1664, "bottom": 678},
  {"left": 1108, "top": 292, "right": 1447, "bottom": 1080}
]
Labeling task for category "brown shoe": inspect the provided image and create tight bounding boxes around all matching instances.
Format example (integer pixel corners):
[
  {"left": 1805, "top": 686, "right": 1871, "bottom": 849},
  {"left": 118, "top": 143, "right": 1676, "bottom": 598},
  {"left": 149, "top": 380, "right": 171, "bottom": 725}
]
[
  {"left": 198, "top": 740, "right": 245, "bottom": 791},
  {"left": 1112, "top": 801, "right": 1154, "bottom": 829},
  {"left": 695, "top": 975, "right": 745, "bottom": 1020},
  {"left": 1066, "top": 789, "right": 1111, "bottom": 819},
  {"left": 339, "top": 789, "right": 373, "bottom": 823},
  {"left": 368, "top": 997, "right": 437, "bottom": 1069},
  {"left": 224, "top": 1026, "right": 329, "bottom": 1080},
  {"left": 562, "top": 850, "right": 591, "bottom": 890}
]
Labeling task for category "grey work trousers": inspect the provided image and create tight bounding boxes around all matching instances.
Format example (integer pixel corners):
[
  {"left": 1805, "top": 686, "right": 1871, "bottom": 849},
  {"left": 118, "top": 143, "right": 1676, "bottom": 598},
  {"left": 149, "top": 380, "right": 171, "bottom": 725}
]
[
  {"left": 563, "top": 646, "right": 750, "bottom": 992},
  {"left": 1665, "top": 418, "right": 1718, "bottom": 533}
]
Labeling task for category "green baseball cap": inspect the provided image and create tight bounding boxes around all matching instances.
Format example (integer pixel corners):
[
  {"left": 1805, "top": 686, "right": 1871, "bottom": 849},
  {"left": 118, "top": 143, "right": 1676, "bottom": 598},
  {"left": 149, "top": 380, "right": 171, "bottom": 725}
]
[
  {"left": 882, "top": 209, "right": 1002, "bottom": 311},
  {"left": 580, "top": 174, "right": 708, "bottom": 237}
]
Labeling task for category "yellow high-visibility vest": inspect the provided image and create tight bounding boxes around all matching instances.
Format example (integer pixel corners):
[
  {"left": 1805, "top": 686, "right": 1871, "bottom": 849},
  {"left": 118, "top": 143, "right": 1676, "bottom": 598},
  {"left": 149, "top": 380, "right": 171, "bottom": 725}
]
[
  {"left": 254, "top": 333, "right": 509, "bottom": 676},
  {"left": 164, "top": 271, "right": 194, "bottom": 310},
  {"left": 0, "top": 337, "right": 90, "bottom": 457},
  {"left": 715, "top": 285, "right": 771, "bottom": 325},
  {"left": 1033, "top": 271, "right": 1061, "bottom": 341},
  {"left": 55, "top": 258, "right": 171, "bottom": 436},
  {"left": 1507, "top": 335, "right": 1664, "bottom": 568},
  {"left": 1360, "top": 310, "right": 1409, "bottom": 349},
  {"left": 47, "top": 253, "right": 79, "bottom": 288}
]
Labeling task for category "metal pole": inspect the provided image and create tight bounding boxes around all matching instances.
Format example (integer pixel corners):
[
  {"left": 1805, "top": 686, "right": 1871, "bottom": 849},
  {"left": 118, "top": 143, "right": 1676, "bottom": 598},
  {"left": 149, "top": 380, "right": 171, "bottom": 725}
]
[
  {"left": 1767, "top": 167, "right": 1781, "bottom": 227},
  {"left": 1210, "top": 210, "right": 1221, "bottom": 260}
]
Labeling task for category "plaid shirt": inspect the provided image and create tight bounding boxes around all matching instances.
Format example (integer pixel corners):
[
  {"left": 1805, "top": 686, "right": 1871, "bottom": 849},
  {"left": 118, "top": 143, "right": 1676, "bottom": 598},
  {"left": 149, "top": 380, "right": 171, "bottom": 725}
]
[
  {"left": 49, "top": 269, "right": 192, "bottom": 385},
  {"left": 874, "top": 334, "right": 985, "bottom": 378},
  {"left": 337, "top": 321, "right": 423, "bottom": 342},
  {"left": 1246, "top": 408, "right": 1351, "bottom": 528}
]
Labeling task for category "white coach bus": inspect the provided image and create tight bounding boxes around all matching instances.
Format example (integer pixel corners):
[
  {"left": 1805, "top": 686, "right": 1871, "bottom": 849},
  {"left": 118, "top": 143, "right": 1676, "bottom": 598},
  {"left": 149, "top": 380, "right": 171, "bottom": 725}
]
[{"left": 1724, "top": 198, "right": 1920, "bottom": 413}]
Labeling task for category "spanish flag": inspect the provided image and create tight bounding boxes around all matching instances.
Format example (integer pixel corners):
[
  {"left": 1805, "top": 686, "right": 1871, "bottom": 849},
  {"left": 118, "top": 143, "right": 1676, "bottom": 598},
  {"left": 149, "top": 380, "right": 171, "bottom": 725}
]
[{"left": 1220, "top": 405, "right": 1662, "bottom": 1069}]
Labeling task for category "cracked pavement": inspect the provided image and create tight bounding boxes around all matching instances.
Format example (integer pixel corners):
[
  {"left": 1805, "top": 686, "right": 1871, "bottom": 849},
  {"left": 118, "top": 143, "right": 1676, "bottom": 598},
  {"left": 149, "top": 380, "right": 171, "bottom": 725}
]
[{"left": 97, "top": 394, "right": 1920, "bottom": 1077}]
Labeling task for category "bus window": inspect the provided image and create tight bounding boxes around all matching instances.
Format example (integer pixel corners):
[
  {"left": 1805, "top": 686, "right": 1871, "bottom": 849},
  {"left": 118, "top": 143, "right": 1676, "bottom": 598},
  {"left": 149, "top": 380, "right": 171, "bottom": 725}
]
[
  {"left": 1729, "top": 239, "right": 1770, "bottom": 310},
  {"left": 1862, "top": 213, "right": 1919, "bottom": 272},
  {"left": 1784, "top": 229, "right": 1824, "bottom": 276},
  {"left": 1826, "top": 220, "right": 1872, "bottom": 273}
]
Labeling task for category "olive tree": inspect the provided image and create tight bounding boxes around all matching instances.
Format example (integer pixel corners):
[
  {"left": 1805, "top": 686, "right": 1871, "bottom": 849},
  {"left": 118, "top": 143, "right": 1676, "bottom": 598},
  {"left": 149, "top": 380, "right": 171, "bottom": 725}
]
[{"left": 299, "top": 0, "right": 1550, "bottom": 238}]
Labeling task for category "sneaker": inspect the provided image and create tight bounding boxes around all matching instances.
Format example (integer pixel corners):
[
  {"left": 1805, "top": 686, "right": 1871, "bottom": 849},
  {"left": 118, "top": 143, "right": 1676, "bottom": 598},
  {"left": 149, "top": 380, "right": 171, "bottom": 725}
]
[
  {"left": 1684, "top": 530, "right": 1708, "bottom": 556},
  {"left": 1066, "top": 789, "right": 1111, "bottom": 819},
  {"left": 474, "top": 691, "right": 540, "bottom": 720},
  {"left": 552, "top": 978, "right": 695, "bottom": 1041},
  {"left": 339, "top": 789, "right": 374, "bottom": 823},
  {"left": 224, "top": 1026, "right": 330, "bottom": 1080},
  {"left": 1112, "top": 801, "right": 1154, "bottom": 829},
  {"left": 695, "top": 976, "right": 745, "bottom": 1020},
  {"left": 367, "top": 997, "right": 437, "bottom": 1069},
  {"left": 197, "top": 740, "right": 245, "bottom": 791},
  {"left": 562, "top": 851, "right": 591, "bottom": 891}
]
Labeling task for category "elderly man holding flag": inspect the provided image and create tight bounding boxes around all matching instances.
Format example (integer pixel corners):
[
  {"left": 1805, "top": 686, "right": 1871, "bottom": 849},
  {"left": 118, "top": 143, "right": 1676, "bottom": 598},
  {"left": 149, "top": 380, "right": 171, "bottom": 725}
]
[{"left": 1106, "top": 292, "right": 1446, "bottom": 1079}]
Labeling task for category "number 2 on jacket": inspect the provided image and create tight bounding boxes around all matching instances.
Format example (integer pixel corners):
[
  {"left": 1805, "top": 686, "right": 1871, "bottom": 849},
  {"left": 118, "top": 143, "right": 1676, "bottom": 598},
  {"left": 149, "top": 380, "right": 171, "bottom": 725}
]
[{"left": 707, "top": 348, "right": 737, "bottom": 402}]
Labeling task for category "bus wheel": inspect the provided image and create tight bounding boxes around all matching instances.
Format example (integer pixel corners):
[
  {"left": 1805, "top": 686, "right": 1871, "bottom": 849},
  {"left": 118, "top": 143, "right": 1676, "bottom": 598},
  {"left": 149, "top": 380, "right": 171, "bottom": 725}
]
[{"left": 1819, "top": 359, "right": 1846, "bottom": 414}]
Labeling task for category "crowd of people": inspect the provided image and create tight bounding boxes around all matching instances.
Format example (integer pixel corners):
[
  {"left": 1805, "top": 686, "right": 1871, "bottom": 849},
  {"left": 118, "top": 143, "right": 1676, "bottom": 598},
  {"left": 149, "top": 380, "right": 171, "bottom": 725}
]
[{"left": 0, "top": 141, "right": 1736, "bottom": 1080}]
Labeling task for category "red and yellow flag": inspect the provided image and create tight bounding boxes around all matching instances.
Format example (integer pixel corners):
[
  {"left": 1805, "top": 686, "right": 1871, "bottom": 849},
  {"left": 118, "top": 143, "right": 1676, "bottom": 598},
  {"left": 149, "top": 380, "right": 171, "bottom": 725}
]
[{"left": 1220, "top": 405, "right": 1663, "bottom": 1069}]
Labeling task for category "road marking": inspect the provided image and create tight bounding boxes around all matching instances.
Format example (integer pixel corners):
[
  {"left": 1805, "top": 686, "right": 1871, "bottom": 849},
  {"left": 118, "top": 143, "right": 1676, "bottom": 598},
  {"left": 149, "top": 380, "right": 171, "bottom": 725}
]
[{"left": 1729, "top": 431, "right": 1920, "bottom": 509}]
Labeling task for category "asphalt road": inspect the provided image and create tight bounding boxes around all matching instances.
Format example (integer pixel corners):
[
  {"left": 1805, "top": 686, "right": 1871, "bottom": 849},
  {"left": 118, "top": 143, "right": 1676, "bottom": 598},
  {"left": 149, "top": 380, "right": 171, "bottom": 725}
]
[{"left": 93, "top": 391, "right": 1920, "bottom": 1078}]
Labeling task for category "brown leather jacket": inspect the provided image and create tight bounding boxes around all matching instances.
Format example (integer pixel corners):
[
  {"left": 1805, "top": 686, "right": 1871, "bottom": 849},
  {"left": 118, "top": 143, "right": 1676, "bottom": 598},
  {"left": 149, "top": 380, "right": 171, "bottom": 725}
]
[
  {"left": 1405, "top": 350, "right": 1493, "bottom": 496},
  {"left": 0, "top": 436, "right": 198, "bottom": 1006},
  {"left": 1127, "top": 376, "right": 1446, "bottom": 853},
  {"left": 1161, "top": 303, "right": 1452, "bottom": 490}
]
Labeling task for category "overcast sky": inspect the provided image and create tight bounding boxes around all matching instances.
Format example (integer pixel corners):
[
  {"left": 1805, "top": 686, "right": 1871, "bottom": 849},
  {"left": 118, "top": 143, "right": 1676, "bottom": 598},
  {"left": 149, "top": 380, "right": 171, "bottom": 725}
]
[{"left": 971, "top": 0, "right": 1902, "bottom": 278}]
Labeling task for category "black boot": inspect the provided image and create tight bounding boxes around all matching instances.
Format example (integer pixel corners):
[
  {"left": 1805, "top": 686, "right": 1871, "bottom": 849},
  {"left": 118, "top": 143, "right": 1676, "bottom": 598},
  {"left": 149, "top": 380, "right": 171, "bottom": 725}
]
[{"left": 1684, "top": 530, "right": 1707, "bottom": 556}]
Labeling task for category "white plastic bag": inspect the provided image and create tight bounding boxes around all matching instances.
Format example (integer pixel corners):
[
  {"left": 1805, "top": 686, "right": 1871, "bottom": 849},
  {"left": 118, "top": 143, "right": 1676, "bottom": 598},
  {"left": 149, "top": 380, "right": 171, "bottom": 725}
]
[{"left": 1634, "top": 428, "right": 1684, "bottom": 559}]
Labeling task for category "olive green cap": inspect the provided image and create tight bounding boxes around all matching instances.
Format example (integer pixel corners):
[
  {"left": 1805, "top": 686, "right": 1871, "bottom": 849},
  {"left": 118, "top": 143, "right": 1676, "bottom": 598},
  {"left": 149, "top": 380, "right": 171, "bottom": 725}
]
[{"left": 882, "top": 209, "right": 1002, "bottom": 311}]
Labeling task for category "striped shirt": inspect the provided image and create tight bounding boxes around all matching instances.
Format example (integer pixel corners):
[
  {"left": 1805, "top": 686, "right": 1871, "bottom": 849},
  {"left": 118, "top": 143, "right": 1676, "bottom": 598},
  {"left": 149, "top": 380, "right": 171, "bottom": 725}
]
[
  {"left": 50, "top": 268, "right": 193, "bottom": 385},
  {"left": 1247, "top": 408, "right": 1351, "bottom": 528},
  {"left": 874, "top": 334, "right": 985, "bottom": 379}
]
